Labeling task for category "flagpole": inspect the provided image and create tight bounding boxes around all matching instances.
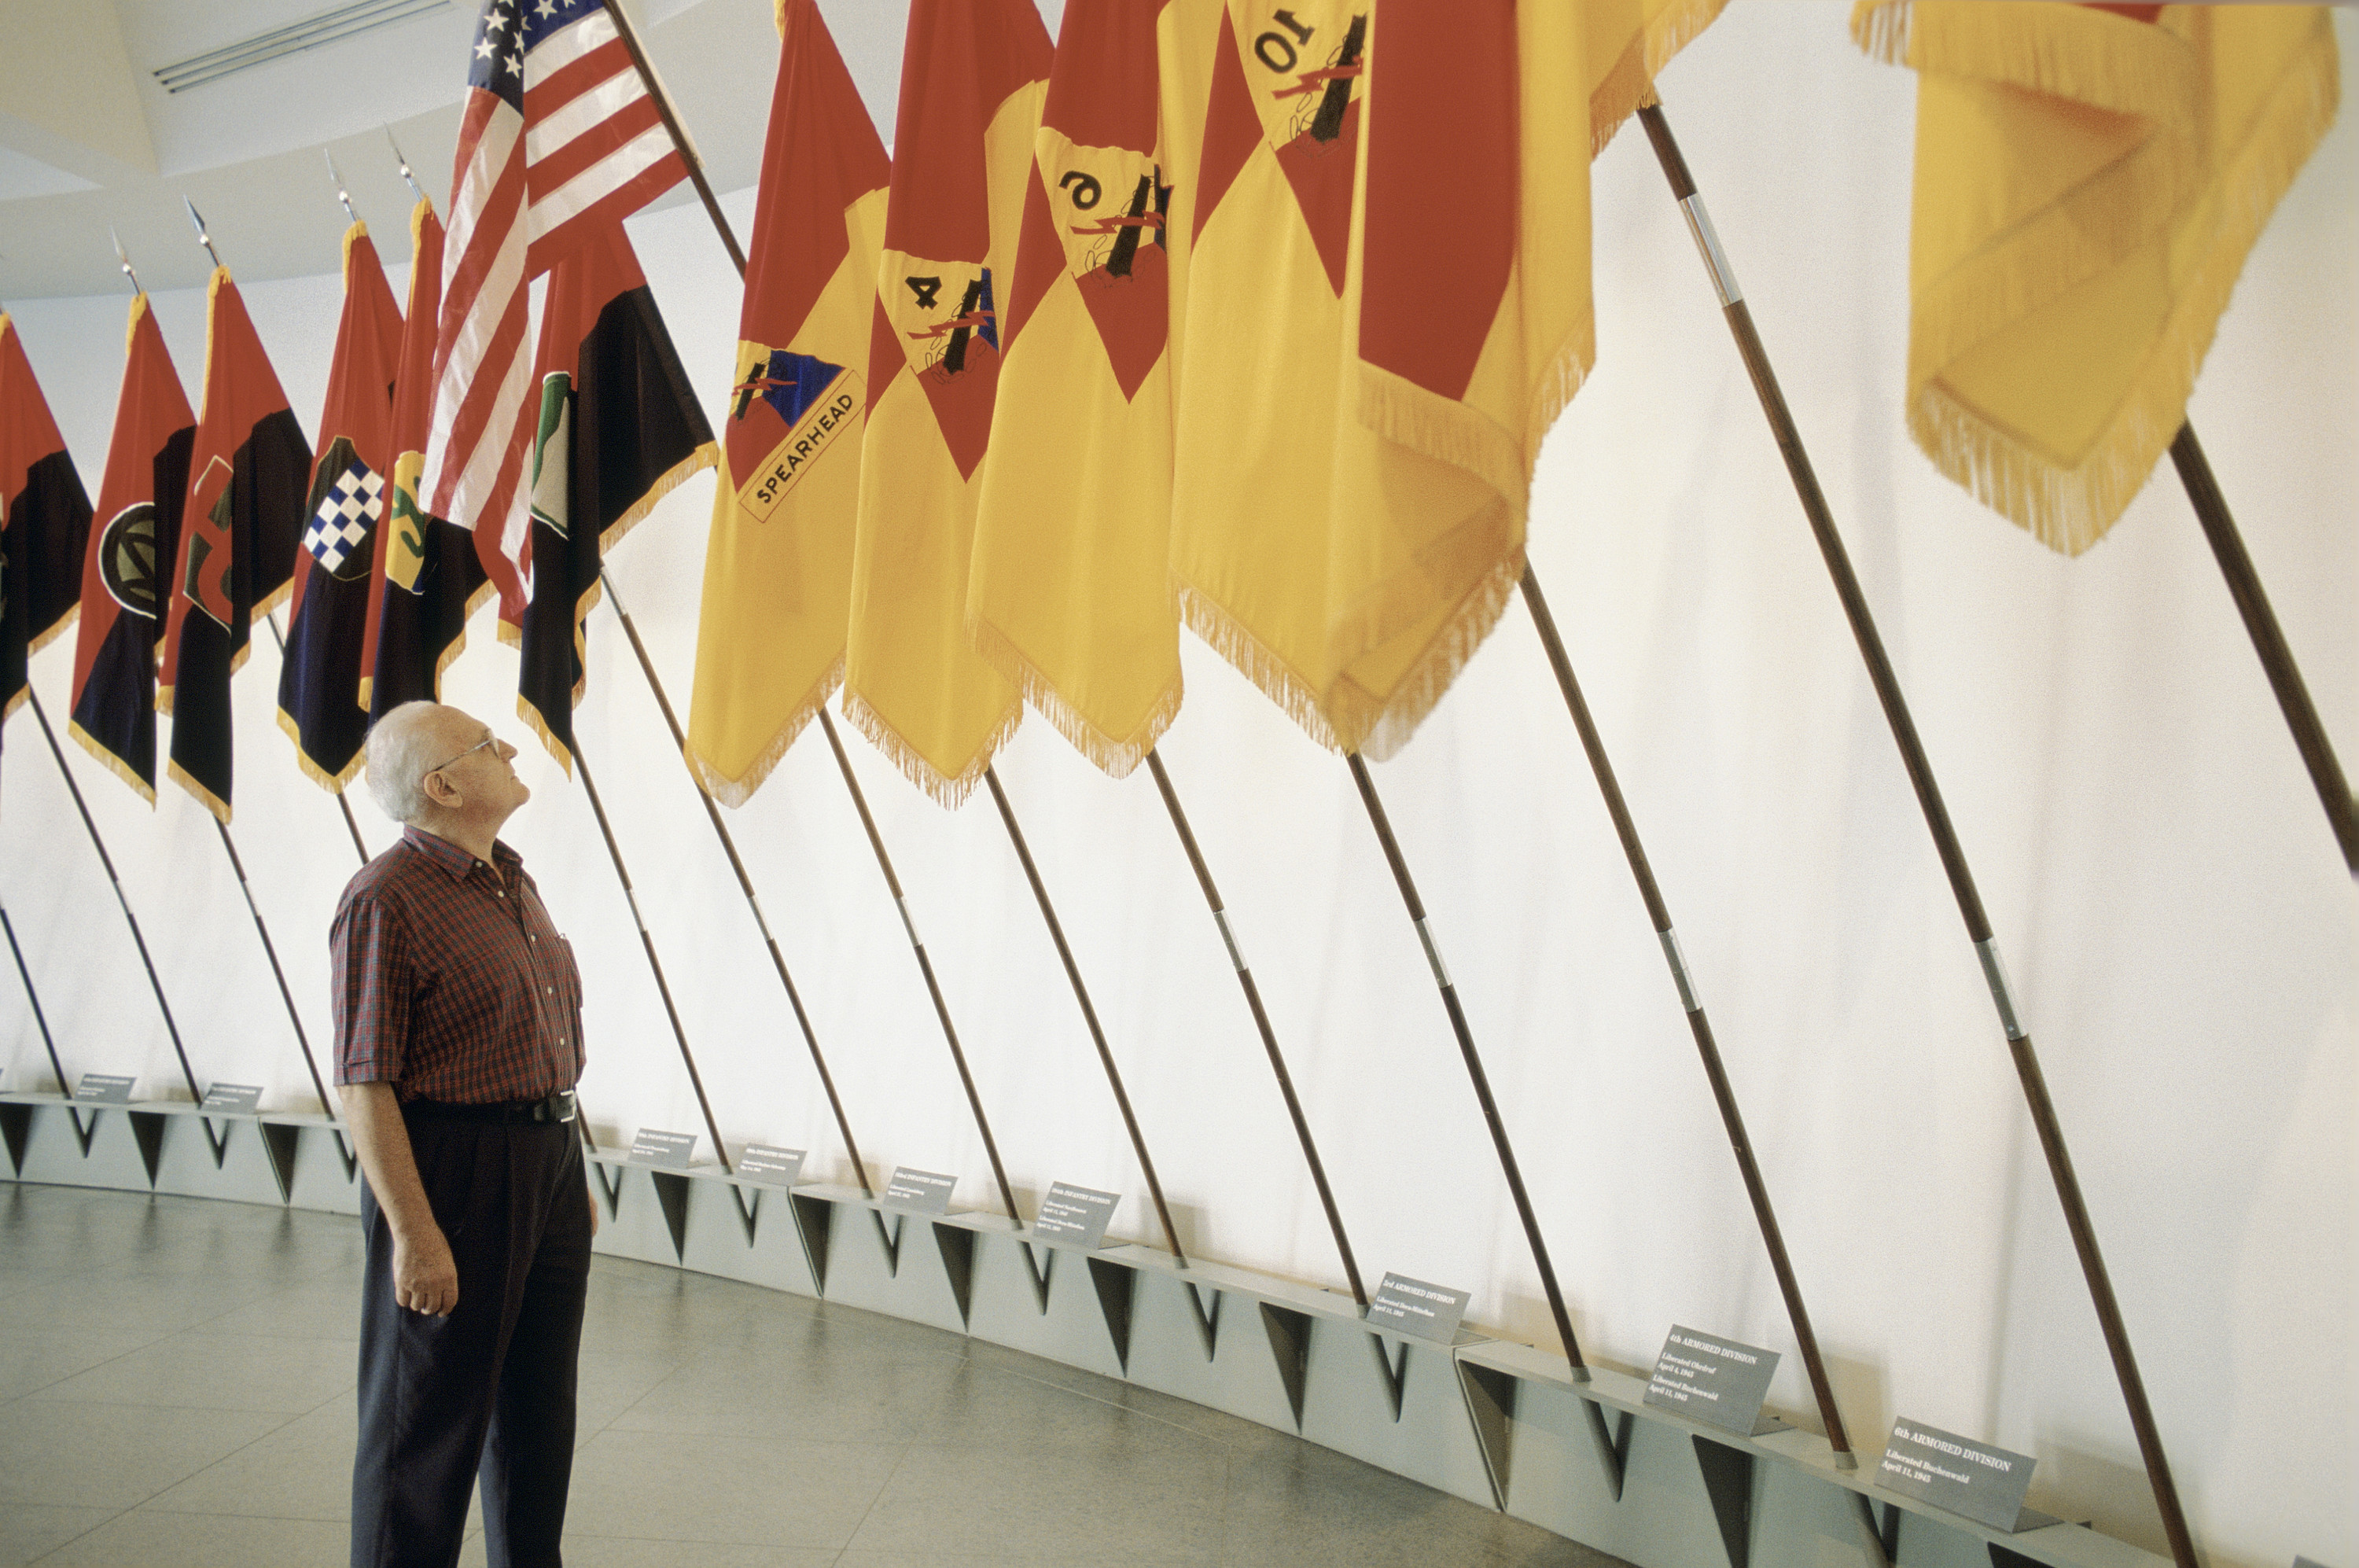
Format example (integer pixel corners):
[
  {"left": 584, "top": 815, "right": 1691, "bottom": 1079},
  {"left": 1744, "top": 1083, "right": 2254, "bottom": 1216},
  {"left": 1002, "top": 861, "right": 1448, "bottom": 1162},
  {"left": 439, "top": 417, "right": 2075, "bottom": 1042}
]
[
  {"left": 23, "top": 690, "right": 221, "bottom": 1154},
  {"left": 209, "top": 816, "right": 334, "bottom": 1119},
  {"left": 981, "top": 764, "right": 1192, "bottom": 1266},
  {"left": 262, "top": 612, "right": 370, "bottom": 864},
  {"left": 594, "top": 569, "right": 878, "bottom": 1199},
  {"left": 1518, "top": 569, "right": 1855, "bottom": 1463},
  {"left": 571, "top": 741, "right": 732, "bottom": 1174},
  {"left": 1345, "top": 751, "right": 1625, "bottom": 1492},
  {"left": 587, "top": 21, "right": 1040, "bottom": 1236},
  {"left": 2166, "top": 425, "right": 2357, "bottom": 874},
  {"left": 1144, "top": 748, "right": 1367, "bottom": 1306},
  {"left": 1637, "top": 99, "right": 2198, "bottom": 1568}
]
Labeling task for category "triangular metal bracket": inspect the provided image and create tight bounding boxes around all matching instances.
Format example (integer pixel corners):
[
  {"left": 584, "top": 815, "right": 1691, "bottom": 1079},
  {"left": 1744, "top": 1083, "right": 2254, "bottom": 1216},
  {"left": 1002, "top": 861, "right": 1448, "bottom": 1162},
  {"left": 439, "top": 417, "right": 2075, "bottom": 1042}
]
[
  {"left": 1369, "top": 1332, "right": 1408, "bottom": 1423},
  {"left": 1084, "top": 1254, "right": 1135, "bottom": 1372},
  {"left": 1692, "top": 1434, "right": 1757, "bottom": 1568},
  {"left": 0, "top": 1102, "right": 31, "bottom": 1174},
  {"left": 930, "top": 1222, "right": 976, "bottom": 1329},
  {"left": 259, "top": 1121, "right": 300, "bottom": 1203},
  {"left": 649, "top": 1170, "right": 691, "bottom": 1261},
  {"left": 127, "top": 1110, "right": 167, "bottom": 1187},
  {"left": 788, "top": 1191, "right": 834, "bottom": 1294},
  {"left": 1019, "top": 1239, "right": 1050, "bottom": 1312},
  {"left": 1456, "top": 1359, "right": 1518, "bottom": 1511},
  {"left": 1989, "top": 1544, "right": 2046, "bottom": 1568},
  {"left": 1183, "top": 1280, "right": 1219, "bottom": 1360},
  {"left": 1258, "top": 1301, "right": 1312, "bottom": 1430},
  {"left": 873, "top": 1209, "right": 905, "bottom": 1275},
  {"left": 1579, "top": 1397, "right": 1632, "bottom": 1502},
  {"left": 589, "top": 1160, "right": 624, "bottom": 1220},
  {"left": 730, "top": 1183, "right": 760, "bottom": 1245},
  {"left": 64, "top": 1104, "right": 99, "bottom": 1158},
  {"left": 331, "top": 1128, "right": 359, "bottom": 1182}
]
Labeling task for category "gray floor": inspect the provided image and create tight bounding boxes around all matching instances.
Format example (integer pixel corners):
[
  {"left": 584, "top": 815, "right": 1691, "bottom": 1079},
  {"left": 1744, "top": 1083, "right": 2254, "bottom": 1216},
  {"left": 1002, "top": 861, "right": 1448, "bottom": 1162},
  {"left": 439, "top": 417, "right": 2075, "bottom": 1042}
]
[{"left": 0, "top": 1183, "right": 1623, "bottom": 1566}]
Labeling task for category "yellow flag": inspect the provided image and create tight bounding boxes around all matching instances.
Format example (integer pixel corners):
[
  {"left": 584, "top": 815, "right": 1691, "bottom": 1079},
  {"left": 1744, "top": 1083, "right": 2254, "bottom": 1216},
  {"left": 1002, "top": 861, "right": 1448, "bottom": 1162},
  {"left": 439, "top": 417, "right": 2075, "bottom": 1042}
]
[
  {"left": 842, "top": 0, "right": 1051, "bottom": 803},
  {"left": 1172, "top": 0, "right": 1720, "bottom": 757},
  {"left": 1855, "top": 2, "right": 2339, "bottom": 554},
  {"left": 966, "top": 0, "right": 1222, "bottom": 777},
  {"left": 687, "top": 0, "right": 890, "bottom": 806}
]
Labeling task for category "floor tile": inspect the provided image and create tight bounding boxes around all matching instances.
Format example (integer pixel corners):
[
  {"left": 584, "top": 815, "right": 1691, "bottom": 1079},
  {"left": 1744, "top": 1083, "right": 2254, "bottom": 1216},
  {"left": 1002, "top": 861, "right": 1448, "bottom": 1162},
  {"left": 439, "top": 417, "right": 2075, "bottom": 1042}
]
[
  {"left": 0, "top": 1503, "right": 116, "bottom": 1568},
  {"left": 0, "top": 1328, "right": 174, "bottom": 1402},
  {"left": 141, "top": 1399, "right": 355, "bottom": 1522},
  {"left": 847, "top": 1438, "right": 1227, "bottom": 1563},
  {"left": 36, "top": 1507, "right": 349, "bottom": 1566},
  {"left": 21, "top": 1329, "right": 356, "bottom": 1414},
  {"left": 0, "top": 1401, "right": 290, "bottom": 1509},
  {"left": 564, "top": 1428, "right": 904, "bottom": 1548}
]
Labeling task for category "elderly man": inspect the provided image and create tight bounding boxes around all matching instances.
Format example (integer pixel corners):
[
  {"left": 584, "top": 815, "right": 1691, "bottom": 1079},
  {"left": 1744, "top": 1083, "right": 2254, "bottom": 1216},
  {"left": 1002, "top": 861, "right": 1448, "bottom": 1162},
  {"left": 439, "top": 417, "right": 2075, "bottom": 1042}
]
[{"left": 333, "top": 700, "right": 594, "bottom": 1568}]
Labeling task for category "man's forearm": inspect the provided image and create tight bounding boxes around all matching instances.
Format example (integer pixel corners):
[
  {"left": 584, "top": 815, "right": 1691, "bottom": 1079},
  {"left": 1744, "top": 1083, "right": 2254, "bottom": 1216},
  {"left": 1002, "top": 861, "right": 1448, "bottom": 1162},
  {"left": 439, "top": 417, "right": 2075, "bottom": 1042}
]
[{"left": 340, "top": 1082, "right": 437, "bottom": 1242}]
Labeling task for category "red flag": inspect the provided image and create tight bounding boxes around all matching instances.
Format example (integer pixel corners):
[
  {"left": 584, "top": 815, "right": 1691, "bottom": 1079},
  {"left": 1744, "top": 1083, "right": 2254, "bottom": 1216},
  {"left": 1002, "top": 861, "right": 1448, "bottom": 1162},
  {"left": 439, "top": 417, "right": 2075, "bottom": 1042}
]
[
  {"left": 159, "top": 268, "right": 311, "bottom": 821},
  {"left": 0, "top": 313, "right": 94, "bottom": 726},
  {"left": 70, "top": 297, "right": 195, "bottom": 801}
]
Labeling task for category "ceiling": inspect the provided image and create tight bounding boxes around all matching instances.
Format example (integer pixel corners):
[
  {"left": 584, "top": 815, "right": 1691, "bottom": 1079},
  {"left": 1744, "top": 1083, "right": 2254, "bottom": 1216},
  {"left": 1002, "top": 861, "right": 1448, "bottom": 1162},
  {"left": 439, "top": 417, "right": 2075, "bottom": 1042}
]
[{"left": 0, "top": 0, "right": 959, "bottom": 300}]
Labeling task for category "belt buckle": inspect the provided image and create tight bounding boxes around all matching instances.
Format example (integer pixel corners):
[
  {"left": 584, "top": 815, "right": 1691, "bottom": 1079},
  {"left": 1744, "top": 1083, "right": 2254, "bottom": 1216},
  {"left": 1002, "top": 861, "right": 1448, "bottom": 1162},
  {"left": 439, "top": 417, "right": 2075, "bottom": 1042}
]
[{"left": 537, "top": 1090, "right": 577, "bottom": 1124}]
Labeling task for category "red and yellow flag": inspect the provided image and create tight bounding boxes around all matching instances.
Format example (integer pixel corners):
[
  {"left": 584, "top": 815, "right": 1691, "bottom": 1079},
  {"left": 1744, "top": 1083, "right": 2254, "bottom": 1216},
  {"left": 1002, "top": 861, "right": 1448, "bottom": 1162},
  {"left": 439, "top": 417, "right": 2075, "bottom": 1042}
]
[
  {"left": 1172, "top": 0, "right": 1713, "bottom": 756},
  {"left": 70, "top": 297, "right": 194, "bottom": 802},
  {"left": 966, "top": 0, "right": 1224, "bottom": 778},
  {"left": 160, "top": 269, "right": 312, "bottom": 821},
  {"left": 842, "top": 0, "right": 1051, "bottom": 803},
  {"left": 687, "top": 0, "right": 890, "bottom": 807},
  {"left": 277, "top": 221, "right": 402, "bottom": 790},
  {"left": 1854, "top": 1, "right": 2339, "bottom": 554}
]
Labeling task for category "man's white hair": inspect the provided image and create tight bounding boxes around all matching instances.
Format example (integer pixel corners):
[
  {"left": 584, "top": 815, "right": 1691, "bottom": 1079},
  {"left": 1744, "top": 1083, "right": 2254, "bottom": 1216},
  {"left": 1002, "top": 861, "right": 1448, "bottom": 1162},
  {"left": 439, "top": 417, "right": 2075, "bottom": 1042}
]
[{"left": 365, "top": 702, "right": 448, "bottom": 825}]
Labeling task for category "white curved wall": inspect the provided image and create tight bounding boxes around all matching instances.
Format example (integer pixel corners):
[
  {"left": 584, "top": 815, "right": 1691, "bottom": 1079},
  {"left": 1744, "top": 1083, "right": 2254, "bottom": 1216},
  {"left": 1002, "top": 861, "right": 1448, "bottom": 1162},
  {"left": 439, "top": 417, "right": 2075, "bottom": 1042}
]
[{"left": 3, "top": 7, "right": 2351, "bottom": 1565}]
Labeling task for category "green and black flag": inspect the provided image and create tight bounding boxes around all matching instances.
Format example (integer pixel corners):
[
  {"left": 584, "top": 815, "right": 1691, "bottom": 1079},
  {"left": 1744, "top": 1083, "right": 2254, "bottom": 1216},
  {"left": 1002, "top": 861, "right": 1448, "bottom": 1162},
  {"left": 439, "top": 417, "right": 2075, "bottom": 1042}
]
[
  {"left": 511, "top": 223, "right": 715, "bottom": 768},
  {"left": 278, "top": 223, "right": 400, "bottom": 788},
  {"left": 70, "top": 296, "right": 193, "bottom": 801},
  {"left": 159, "top": 267, "right": 311, "bottom": 821},
  {"left": 0, "top": 312, "right": 94, "bottom": 737},
  {"left": 364, "top": 199, "right": 488, "bottom": 720}
]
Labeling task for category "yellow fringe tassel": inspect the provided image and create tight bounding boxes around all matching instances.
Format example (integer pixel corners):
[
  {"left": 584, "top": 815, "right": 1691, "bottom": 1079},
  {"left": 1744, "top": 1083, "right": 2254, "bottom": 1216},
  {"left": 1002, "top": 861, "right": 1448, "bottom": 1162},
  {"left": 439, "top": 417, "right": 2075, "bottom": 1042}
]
[
  {"left": 963, "top": 612, "right": 1182, "bottom": 782},
  {"left": 685, "top": 657, "right": 845, "bottom": 811}
]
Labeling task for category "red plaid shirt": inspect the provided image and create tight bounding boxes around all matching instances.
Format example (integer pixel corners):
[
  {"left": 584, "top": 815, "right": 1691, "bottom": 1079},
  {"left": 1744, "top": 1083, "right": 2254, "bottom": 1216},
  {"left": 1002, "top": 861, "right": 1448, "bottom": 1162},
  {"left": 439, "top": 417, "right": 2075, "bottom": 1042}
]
[{"left": 331, "top": 826, "right": 586, "bottom": 1103}]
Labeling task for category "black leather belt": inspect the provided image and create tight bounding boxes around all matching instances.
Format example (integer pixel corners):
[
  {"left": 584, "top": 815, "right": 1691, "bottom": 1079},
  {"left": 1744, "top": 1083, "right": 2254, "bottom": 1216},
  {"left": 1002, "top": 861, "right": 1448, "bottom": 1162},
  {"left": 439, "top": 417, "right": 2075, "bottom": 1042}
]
[{"left": 406, "top": 1091, "right": 577, "bottom": 1125}]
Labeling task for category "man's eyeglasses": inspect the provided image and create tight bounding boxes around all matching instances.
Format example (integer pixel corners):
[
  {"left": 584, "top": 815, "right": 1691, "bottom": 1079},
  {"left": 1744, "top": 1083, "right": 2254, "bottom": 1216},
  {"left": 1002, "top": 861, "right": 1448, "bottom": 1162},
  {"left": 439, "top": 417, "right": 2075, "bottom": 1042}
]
[{"left": 429, "top": 734, "right": 499, "bottom": 775}]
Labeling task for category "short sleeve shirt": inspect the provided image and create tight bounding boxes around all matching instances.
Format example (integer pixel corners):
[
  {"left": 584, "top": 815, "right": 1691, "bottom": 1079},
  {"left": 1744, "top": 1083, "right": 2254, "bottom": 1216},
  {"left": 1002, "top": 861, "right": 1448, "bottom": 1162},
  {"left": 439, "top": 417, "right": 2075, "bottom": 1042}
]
[{"left": 330, "top": 826, "right": 586, "bottom": 1103}]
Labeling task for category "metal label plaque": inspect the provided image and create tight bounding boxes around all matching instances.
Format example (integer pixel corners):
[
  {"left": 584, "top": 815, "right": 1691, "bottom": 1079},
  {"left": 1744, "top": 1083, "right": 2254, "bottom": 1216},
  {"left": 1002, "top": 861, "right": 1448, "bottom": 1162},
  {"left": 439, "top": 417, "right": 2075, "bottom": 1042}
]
[
  {"left": 1877, "top": 1418, "right": 2037, "bottom": 1532},
  {"left": 628, "top": 1128, "right": 697, "bottom": 1169},
  {"left": 1366, "top": 1273, "right": 1470, "bottom": 1344},
  {"left": 1032, "top": 1182, "right": 1120, "bottom": 1248},
  {"left": 1644, "top": 1325, "right": 1782, "bottom": 1436},
  {"left": 884, "top": 1166, "right": 956, "bottom": 1215},
  {"left": 737, "top": 1143, "right": 804, "bottom": 1187},
  {"left": 201, "top": 1084, "right": 264, "bottom": 1113},
  {"left": 73, "top": 1074, "right": 135, "bottom": 1104}
]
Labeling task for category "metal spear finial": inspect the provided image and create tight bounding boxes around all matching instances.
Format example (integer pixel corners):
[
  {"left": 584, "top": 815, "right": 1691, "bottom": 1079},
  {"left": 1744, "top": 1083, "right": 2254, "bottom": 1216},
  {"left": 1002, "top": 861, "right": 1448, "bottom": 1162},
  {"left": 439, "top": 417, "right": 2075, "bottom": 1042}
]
[
  {"left": 183, "top": 197, "right": 223, "bottom": 268},
  {"left": 325, "top": 149, "right": 358, "bottom": 225},
  {"left": 109, "top": 227, "right": 143, "bottom": 294},
  {"left": 385, "top": 126, "right": 426, "bottom": 208}
]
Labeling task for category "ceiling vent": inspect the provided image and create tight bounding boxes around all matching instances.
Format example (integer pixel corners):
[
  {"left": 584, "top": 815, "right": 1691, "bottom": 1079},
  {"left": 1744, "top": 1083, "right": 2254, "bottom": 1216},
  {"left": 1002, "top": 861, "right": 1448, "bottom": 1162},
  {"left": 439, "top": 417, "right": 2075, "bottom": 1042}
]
[{"left": 153, "top": 0, "right": 453, "bottom": 94}]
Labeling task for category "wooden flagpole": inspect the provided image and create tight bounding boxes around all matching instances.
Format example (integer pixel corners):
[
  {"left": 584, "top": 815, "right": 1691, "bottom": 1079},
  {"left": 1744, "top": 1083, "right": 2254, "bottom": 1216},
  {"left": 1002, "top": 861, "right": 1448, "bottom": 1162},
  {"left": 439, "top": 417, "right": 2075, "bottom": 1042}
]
[
  {"left": 1146, "top": 747, "right": 1367, "bottom": 1308},
  {"left": 2167, "top": 425, "right": 2356, "bottom": 874},
  {"left": 1345, "top": 752, "right": 1625, "bottom": 1493},
  {"left": 572, "top": 741, "right": 732, "bottom": 1173},
  {"left": 1519, "top": 568, "right": 1855, "bottom": 1464},
  {"left": 596, "top": 570, "right": 880, "bottom": 1202},
  {"left": 1637, "top": 98, "right": 2198, "bottom": 1568}
]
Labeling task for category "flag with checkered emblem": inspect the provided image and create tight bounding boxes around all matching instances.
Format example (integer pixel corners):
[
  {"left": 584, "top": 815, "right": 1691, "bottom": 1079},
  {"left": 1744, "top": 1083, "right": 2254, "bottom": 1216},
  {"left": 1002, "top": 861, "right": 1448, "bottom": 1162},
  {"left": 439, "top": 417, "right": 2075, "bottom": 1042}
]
[{"left": 278, "top": 221, "right": 402, "bottom": 790}]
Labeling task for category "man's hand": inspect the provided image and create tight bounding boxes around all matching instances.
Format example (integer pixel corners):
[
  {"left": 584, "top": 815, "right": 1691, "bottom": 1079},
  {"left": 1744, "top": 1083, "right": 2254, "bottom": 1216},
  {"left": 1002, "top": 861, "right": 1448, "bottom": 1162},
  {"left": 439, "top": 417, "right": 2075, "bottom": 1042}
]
[{"left": 392, "top": 1222, "right": 460, "bottom": 1316}]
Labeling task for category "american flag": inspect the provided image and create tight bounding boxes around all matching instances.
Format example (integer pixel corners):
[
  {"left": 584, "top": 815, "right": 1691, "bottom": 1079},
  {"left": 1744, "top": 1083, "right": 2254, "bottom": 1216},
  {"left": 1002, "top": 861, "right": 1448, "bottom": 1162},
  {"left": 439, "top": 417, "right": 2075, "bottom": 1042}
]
[{"left": 421, "top": 0, "right": 684, "bottom": 594}]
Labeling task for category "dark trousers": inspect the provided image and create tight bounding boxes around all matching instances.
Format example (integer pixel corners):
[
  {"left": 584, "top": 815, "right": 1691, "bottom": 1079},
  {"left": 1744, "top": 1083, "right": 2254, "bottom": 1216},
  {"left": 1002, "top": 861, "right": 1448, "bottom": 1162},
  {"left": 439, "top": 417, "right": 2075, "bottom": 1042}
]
[{"left": 352, "top": 1111, "right": 591, "bottom": 1568}]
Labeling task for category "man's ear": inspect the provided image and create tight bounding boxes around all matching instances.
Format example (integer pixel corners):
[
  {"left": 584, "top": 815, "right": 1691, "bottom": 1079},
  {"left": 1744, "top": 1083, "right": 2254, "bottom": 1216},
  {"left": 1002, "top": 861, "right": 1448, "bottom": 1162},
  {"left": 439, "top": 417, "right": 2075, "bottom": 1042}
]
[{"left": 420, "top": 768, "right": 460, "bottom": 811}]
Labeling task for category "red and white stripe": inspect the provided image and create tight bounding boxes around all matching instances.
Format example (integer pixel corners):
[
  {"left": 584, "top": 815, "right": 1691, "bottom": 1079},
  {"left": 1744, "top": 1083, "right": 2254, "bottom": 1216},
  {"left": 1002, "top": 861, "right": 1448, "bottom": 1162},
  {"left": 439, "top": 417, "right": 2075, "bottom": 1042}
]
[{"left": 420, "top": 0, "right": 682, "bottom": 594}]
